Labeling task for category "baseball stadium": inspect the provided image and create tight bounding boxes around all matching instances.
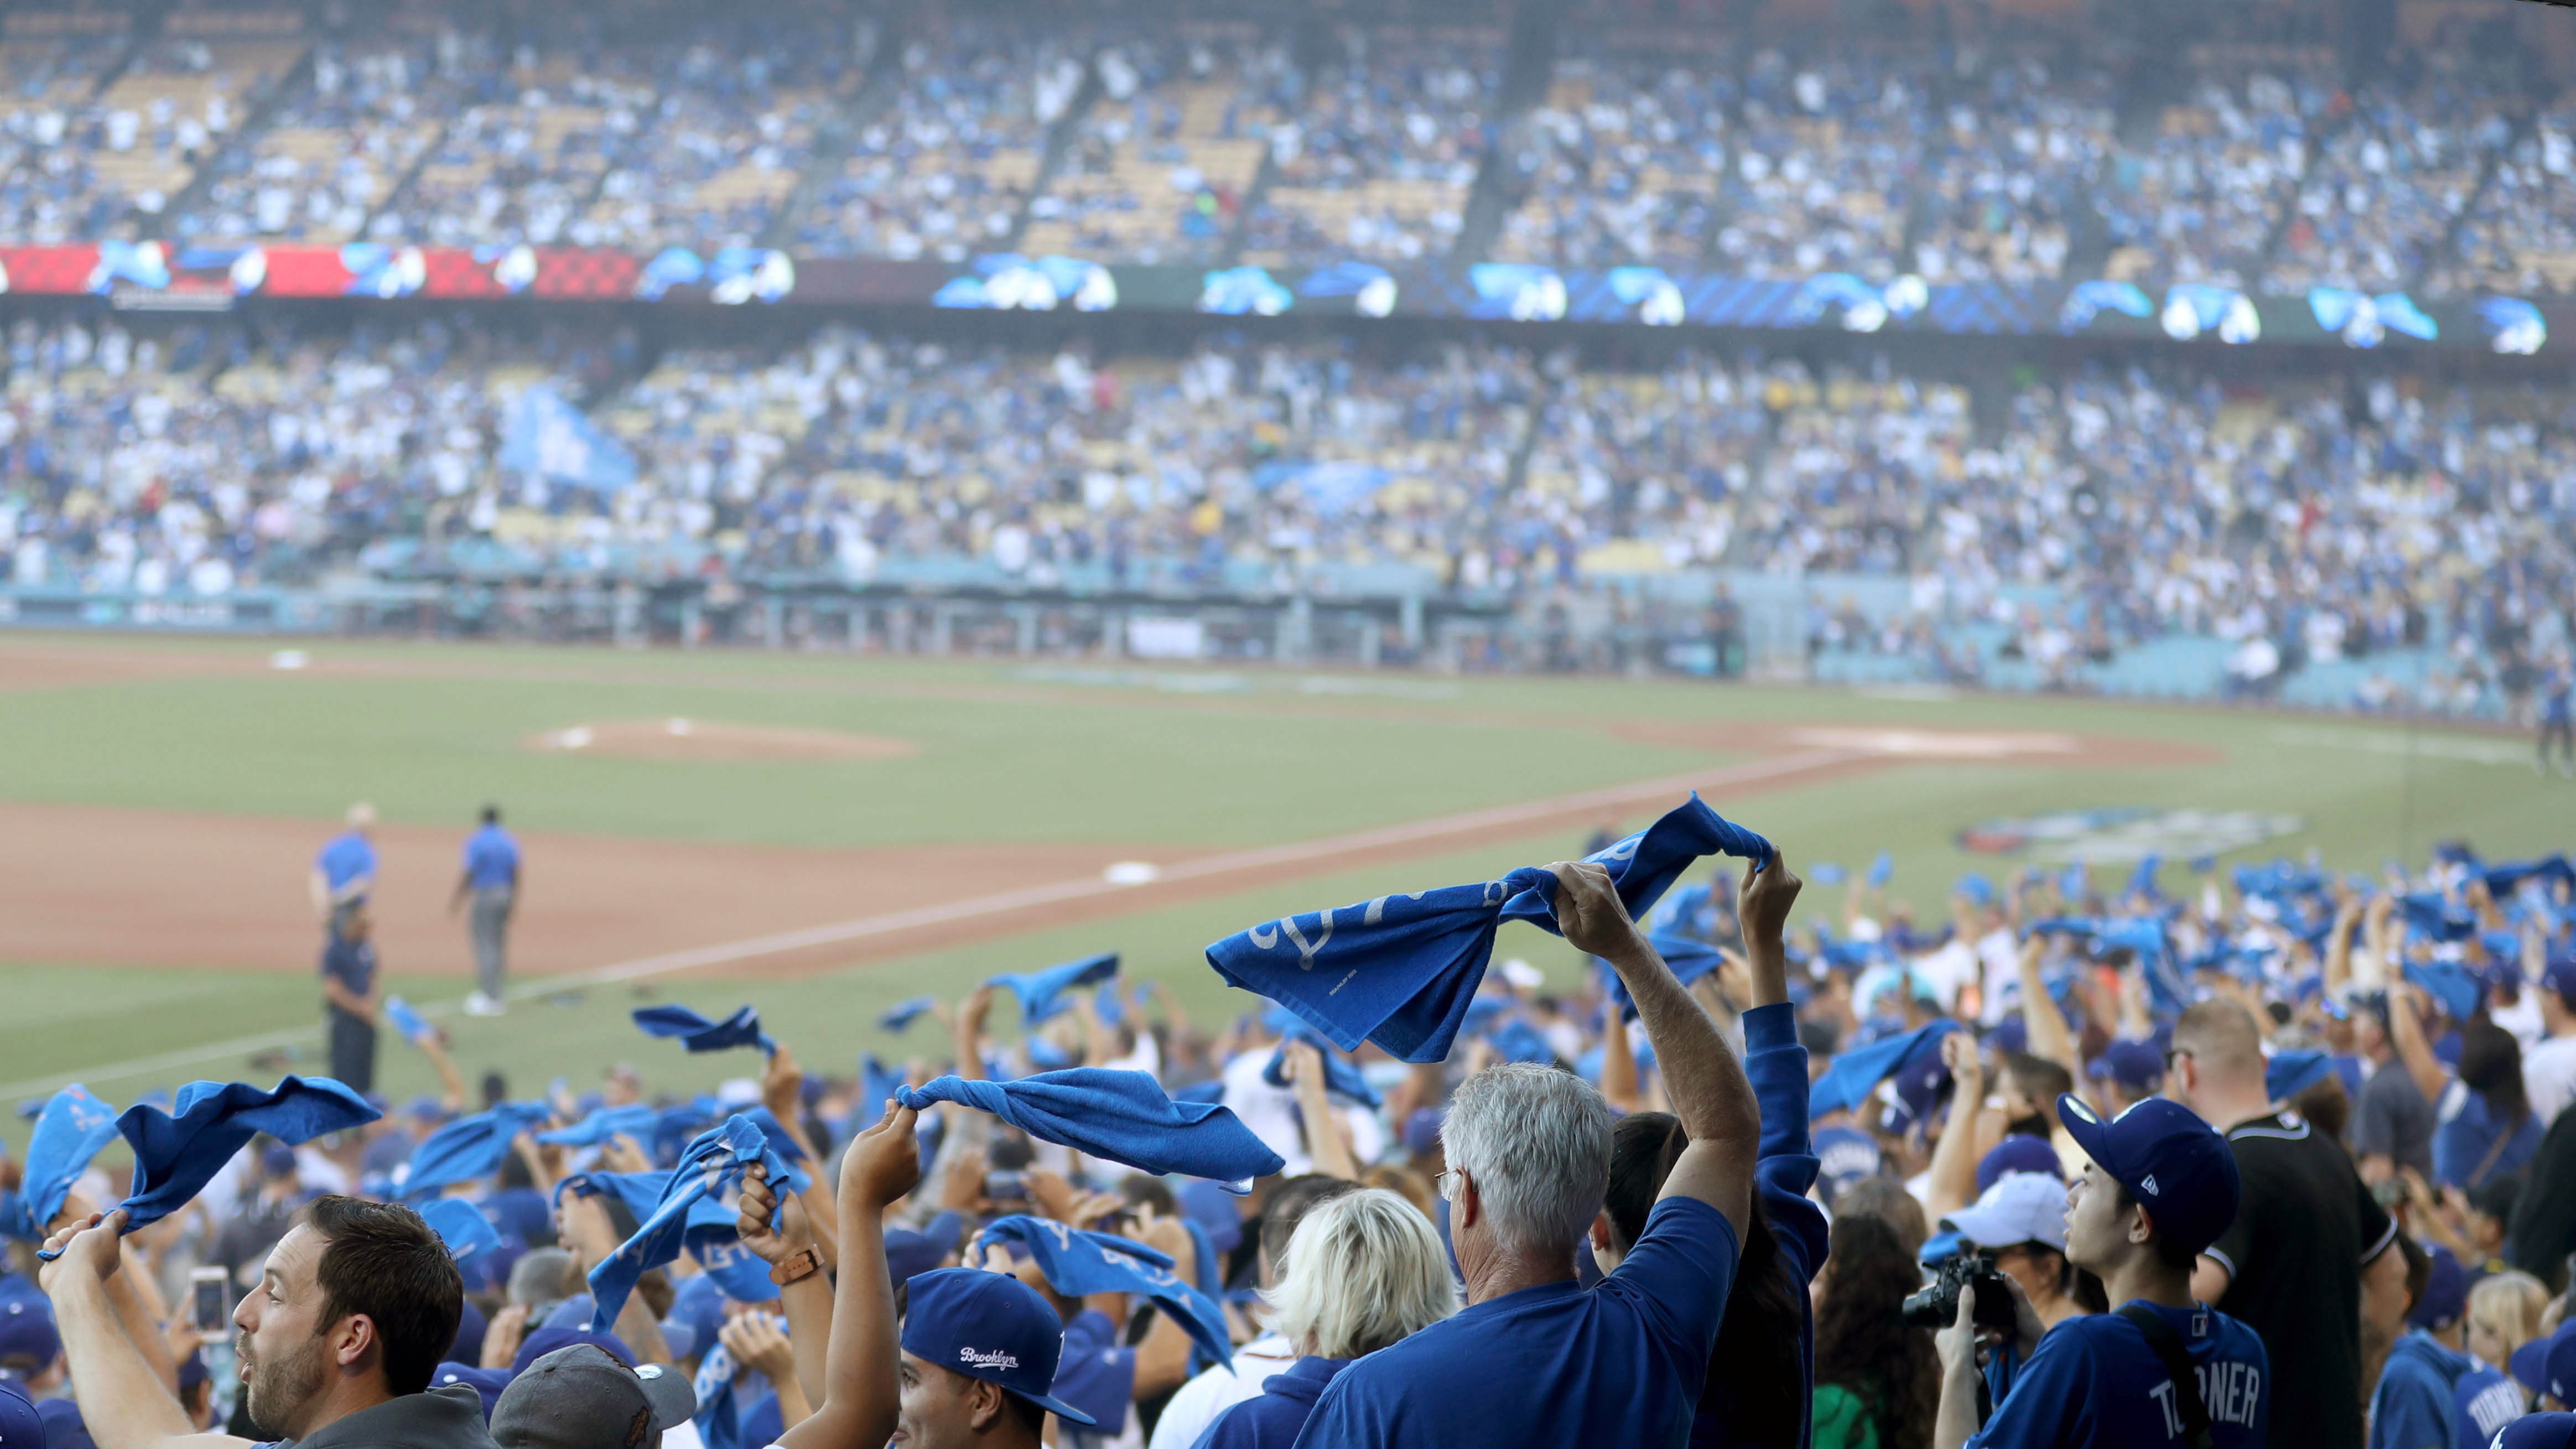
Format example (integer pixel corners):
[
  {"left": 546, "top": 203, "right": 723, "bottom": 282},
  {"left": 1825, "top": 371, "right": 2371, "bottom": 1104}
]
[{"left": 2, "top": 1, "right": 2575, "bottom": 1448}]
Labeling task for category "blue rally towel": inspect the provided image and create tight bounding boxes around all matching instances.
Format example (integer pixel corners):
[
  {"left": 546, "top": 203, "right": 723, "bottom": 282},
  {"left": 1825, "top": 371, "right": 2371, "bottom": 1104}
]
[
  {"left": 401, "top": 1102, "right": 552, "bottom": 1199},
  {"left": 419, "top": 1197, "right": 503, "bottom": 1263},
  {"left": 877, "top": 996, "right": 939, "bottom": 1033},
  {"left": 2399, "top": 894, "right": 2478, "bottom": 944},
  {"left": 383, "top": 997, "right": 435, "bottom": 1046},
  {"left": 973, "top": 1215, "right": 1233, "bottom": 1365},
  {"left": 1260, "top": 1032, "right": 1384, "bottom": 1108},
  {"left": 2265, "top": 1049, "right": 2338, "bottom": 1103},
  {"left": 858, "top": 1056, "right": 906, "bottom": 1119},
  {"left": 2403, "top": 960, "right": 2485, "bottom": 1025},
  {"left": 2027, "top": 916, "right": 2188, "bottom": 1016},
  {"left": 985, "top": 952, "right": 1119, "bottom": 1024},
  {"left": 894, "top": 1068, "right": 1284, "bottom": 1192},
  {"left": 632, "top": 1004, "right": 776, "bottom": 1055},
  {"left": 1810, "top": 1020, "right": 1960, "bottom": 1119},
  {"left": 585, "top": 1115, "right": 802, "bottom": 1333},
  {"left": 1, "top": 1086, "right": 122, "bottom": 1239},
  {"left": 536, "top": 1103, "right": 659, "bottom": 1149},
  {"left": 2482, "top": 855, "right": 2574, "bottom": 900},
  {"left": 1869, "top": 851, "right": 1894, "bottom": 888},
  {"left": 43, "top": 1077, "right": 379, "bottom": 1254},
  {"left": 1203, "top": 793, "right": 1770, "bottom": 1063},
  {"left": 1604, "top": 933, "right": 1727, "bottom": 1019}
]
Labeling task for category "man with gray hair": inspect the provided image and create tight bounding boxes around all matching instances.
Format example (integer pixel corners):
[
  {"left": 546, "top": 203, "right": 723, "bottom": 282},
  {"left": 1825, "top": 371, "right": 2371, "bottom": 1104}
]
[{"left": 1291, "top": 853, "right": 1797, "bottom": 1449}]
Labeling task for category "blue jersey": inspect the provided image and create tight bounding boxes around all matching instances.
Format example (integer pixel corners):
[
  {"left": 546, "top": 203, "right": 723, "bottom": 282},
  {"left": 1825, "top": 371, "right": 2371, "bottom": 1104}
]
[
  {"left": 2451, "top": 1363, "right": 2522, "bottom": 1449},
  {"left": 463, "top": 824, "right": 521, "bottom": 889},
  {"left": 1967, "top": 1302, "right": 2269, "bottom": 1449},
  {"left": 1294, "top": 1196, "right": 1739, "bottom": 1449},
  {"left": 316, "top": 830, "right": 376, "bottom": 896}
]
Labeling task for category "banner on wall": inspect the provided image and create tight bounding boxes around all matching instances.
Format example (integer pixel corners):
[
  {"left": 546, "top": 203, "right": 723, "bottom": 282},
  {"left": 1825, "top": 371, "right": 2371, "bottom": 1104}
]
[{"left": 0, "top": 240, "right": 2553, "bottom": 354}]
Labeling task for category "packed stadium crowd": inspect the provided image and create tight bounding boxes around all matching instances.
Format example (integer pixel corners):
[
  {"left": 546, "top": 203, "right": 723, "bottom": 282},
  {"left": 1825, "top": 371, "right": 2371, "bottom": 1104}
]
[
  {"left": 0, "top": 313, "right": 2567, "bottom": 716},
  {"left": 4, "top": 799, "right": 2576, "bottom": 1449},
  {"left": 0, "top": 7, "right": 2567, "bottom": 295}
]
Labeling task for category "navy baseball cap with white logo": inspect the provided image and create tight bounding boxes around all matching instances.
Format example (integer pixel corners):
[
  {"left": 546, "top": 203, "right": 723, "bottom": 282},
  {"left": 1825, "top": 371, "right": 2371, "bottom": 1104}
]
[
  {"left": 900, "top": 1268, "right": 1097, "bottom": 1426},
  {"left": 2056, "top": 1094, "right": 2241, "bottom": 1256}
]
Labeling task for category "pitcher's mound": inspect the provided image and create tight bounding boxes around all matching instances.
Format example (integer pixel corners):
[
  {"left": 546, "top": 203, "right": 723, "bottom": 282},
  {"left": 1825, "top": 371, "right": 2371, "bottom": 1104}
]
[{"left": 525, "top": 718, "right": 918, "bottom": 763}]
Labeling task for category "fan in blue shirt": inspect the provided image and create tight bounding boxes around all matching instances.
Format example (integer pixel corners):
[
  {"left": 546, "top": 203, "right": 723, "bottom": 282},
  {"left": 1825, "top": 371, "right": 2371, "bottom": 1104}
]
[
  {"left": 1936, "top": 1095, "right": 2269, "bottom": 1449},
  {"left": 1291, "top": 856, "right": 1798, "bottom": 1449},
  {"left": 309, "top": 802, "right": 378, "bottom": 915}
]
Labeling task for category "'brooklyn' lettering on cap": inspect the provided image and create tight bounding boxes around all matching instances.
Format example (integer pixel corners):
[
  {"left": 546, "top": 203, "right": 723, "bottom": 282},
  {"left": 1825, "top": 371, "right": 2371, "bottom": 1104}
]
[{"left": 960, "top": 1347, "right": 1021, "bottom": 1371}]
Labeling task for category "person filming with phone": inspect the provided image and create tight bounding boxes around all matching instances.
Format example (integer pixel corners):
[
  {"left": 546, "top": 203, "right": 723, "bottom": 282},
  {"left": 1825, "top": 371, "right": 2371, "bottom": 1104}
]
[{"left": 1935, "top": 1095, "right": 2270, "bottom": 1449}]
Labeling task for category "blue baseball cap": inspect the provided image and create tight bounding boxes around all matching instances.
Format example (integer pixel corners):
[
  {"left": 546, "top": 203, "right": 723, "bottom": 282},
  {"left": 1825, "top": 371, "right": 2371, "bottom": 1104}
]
[
  {"left": 2408, "top": 1243, "right": 2466, "bottom": 1331},
  {"left": 0, "top": 1298, "right": 58, "bottom": 1367},
  {"left": 2513, "top": 1331, "right": 2560, "bottom": 1396},
  {"left": 900, "top": 1269, "right": 1097, "bottom": 1426},
  {"left": 432, "top": 1361, "right": 515, "bottom": 1420},
  {"left": 511, "top": 1326, "right": 632, "bottom": 1377},
  {"left": 2086, "top": 1038, "right": 2165, "bottom": 1094},
  {"left": 1976, "top": 1135, "right": 2065, "bottom": 1196},
  {"left": 0, "top": 1377, "right": 42, "bottom": 1449},
  {"left": 2494, "top": 1413, "right": 2576, "bottom": 1449},
  {"left": 2543, "top": 957, "right": 2576, "bottom": 1004},
  {"left": 2549, "top": 1325, "right": 2576, "bottom": 1406},
  {"left": 2056, "top": 1094, "right": 2241, "bottom": 1257}
]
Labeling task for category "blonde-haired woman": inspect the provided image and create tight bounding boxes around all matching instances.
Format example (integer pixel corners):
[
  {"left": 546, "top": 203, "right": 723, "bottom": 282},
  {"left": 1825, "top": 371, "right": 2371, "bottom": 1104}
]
[
  {"left": 2467, "top": 1271, "right": 2552, "bottom": 1375},
  {"left": 1198, "top": 1187, "right": 1459, "bottom": 1448}
]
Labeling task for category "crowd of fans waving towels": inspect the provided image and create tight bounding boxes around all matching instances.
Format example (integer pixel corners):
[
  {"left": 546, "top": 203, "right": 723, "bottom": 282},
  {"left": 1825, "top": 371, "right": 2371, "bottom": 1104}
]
[{"left": 4, "top": 794, "right": 2576, "bottom": 1449}]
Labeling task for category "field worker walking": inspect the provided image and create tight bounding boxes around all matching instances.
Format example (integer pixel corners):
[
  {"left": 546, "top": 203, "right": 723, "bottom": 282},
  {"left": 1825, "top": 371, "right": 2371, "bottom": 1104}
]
[
  {"left": 452, "top": 804, "right": 521, "bottom": 1017},
  {"left": 309, "top": 802, "right": 377, "bottom": 918}
]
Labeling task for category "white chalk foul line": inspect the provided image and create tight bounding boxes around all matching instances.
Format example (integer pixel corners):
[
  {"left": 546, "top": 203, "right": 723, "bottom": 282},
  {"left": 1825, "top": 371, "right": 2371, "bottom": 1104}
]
[{"left": 5, "top": 748, "right": 1862, "bottom": 1097}]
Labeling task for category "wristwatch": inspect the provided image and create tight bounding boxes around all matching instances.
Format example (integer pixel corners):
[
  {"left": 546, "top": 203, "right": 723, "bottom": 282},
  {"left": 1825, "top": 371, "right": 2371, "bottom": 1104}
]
[{"left": 770, "top": 1247, "right": 824, "bottom": 1286}]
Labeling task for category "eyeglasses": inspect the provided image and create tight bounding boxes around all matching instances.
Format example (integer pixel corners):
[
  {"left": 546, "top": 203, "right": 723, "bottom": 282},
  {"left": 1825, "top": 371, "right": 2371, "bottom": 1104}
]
[
  {"left": 1435, "top": 1170, "right": 1464, "bottom": 1202},
  {"left": 2163, "top": 1047, "right": 2194, "bottom": 1073}
]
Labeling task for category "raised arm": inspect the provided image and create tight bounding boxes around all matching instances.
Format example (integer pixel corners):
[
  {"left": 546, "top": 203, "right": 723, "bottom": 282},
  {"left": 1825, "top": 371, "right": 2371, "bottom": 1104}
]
[
  {"left": 1555, "top": 855, "right": 1797, "bottom": 1239},
  {"left": 2013, "top": 936, "right": 2079, "bottom": 1079},
  {"left": 1281, "top": 1040, "right": 1361, "bottom": 1181},
  {"left": 2324, "top": 895, "right": 2364, "bottom": 995},
  {"left": 38, "top": 1210, "right": 230, "bottom": 1449},
  {"left": 555, "top": 1193, "right": 674, "bottom": 1365},
  {"left": 1599, "top": 998, "right": 1644, "bottom": 1115},
  {"left": 760, "top": 1047, "right": 840, "bottom": 1266},
  {"left": 418, "top": 1027, "right": 470, "bottom": 1113},
  {"left": 1924, "top": 1034, "right": 1986, "bottom": 1221},
  {"left": 774, "top": 1103, "right": 917, "bottom": 1449},
  {"left": 736, "top": 1166, "right": 833, "bottom": 1412},
  {"left": 2386, "top": 983, "right": 2450, "bottom": 1105}
]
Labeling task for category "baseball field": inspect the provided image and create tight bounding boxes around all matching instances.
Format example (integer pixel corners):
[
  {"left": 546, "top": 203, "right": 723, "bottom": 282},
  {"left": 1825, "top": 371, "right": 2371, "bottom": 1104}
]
[{"left": 0, "top": 630, "right": 2562, "bottom": 1152}]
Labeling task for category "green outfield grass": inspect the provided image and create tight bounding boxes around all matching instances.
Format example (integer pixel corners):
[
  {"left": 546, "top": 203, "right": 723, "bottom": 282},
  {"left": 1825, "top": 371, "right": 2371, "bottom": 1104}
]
[{"left": 1, "top": 632, "right": 2566, "bottom": 1154}]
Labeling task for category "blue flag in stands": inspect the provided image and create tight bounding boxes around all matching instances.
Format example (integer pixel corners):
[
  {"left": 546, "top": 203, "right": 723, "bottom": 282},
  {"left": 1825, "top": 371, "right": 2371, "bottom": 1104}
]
[
  {"left": 586, "top": 1115, "right": 801, "bottom": 1333},
  {"left": 974, "top": 1215, "right": 1233, "bottom": 1365},
  {"left": 632, "top": 1005, "right": 776, "bottom": 1055},
  {"left": 1810, "top": 1020, "right": 1960, "bottom": 1119},
  {"left": 895, "top": 1068, "right": 1283, "bottom": 1191},
  {"left": 42, "top": 1077, "right": 379, "bottom": 1255},
  {"left": 878, "top": 996, "right": 939, "bottom": 1033},
  {"left": 537, "top": 1103, "right": 659, "bottom": 1149},
  {"left": 420, "top": 1198, "right": 502, "bottom": 1263},
  {"left": 401, "top": 1102, "right": 551, "bottom": 1199},
  {"left": 986, "top": 953, "right": 1119, "bottom": 1024},
  {"left": 1204, "top": 794, "right": 1770, "bottom": 1062},
  {"left": 2, "top": 1086, "right": 120, "bottom": 1239}
]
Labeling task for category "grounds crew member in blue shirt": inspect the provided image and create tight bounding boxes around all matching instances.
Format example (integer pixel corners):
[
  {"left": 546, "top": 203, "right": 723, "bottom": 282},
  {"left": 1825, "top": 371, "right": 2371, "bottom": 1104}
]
[
  {"left": 309, "top": 802, "right": 378, "bottom": 919},
  {"left": 450, "top": 805, "right": 521, "bottom": 1018},
  {"left": 1936, "top": 1095, "right": 2269, "bottom": 1449},
  {"left": 1291, "top": 854, "right": 1797, "bottom": 1449}
]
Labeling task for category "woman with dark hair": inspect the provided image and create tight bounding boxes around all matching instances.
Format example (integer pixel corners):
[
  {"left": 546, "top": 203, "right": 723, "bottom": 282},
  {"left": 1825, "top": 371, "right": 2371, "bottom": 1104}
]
[
  {"left": 2433, "top": 1020, "right": 2543, "bottom": 1188},
  {"left": 1589, "top": 876, "right": 1827, "bottom": 1449},
  {"left": 1811, "top": 1215, "right": 1939, "bottom": 1449}
]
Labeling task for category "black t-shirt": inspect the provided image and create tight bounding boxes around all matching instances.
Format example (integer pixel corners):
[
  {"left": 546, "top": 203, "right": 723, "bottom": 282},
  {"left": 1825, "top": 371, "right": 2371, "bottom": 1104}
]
[{"left": 2206, "top": 1112, "right": 2396, "bottom": 1449}]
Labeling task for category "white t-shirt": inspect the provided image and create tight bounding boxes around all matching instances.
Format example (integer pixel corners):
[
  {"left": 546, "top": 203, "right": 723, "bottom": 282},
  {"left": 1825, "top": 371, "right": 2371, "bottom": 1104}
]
[
  {"left": 1974, "top": 928, "right": 2021, "bottom": 1026},
  {"left": 2523, "top": 1034, "right": 2576, "bottom": 1127},
  {"left": 2492, "top": 990, "right": 2546, "bottom": 1053},
  {"left": 1146, "top": 1333, "right": 1299, "bottom": 1449},
  {"left": 1219, "top": 1052, "right": 1309, "bottom": 1176}
]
